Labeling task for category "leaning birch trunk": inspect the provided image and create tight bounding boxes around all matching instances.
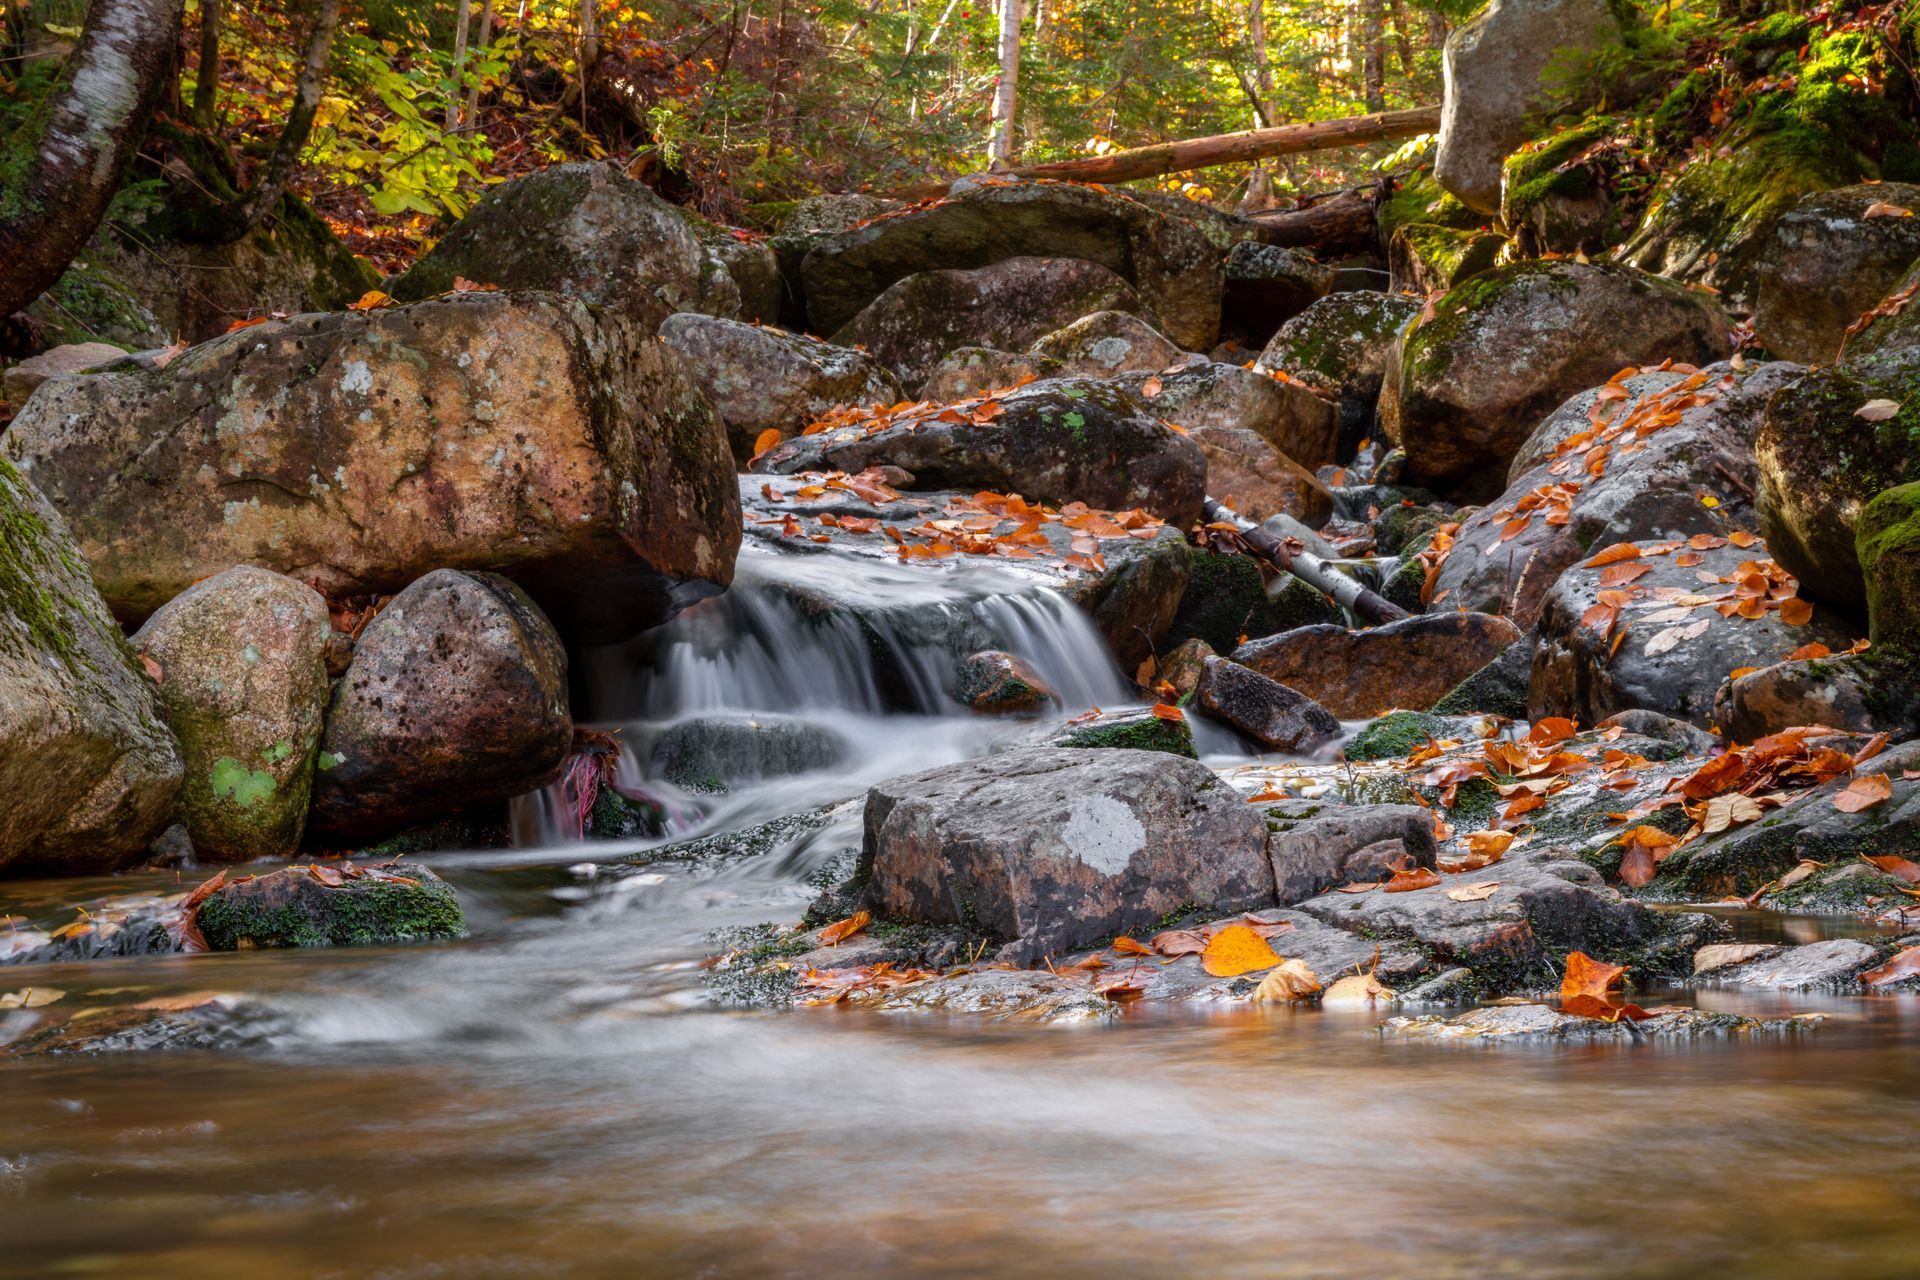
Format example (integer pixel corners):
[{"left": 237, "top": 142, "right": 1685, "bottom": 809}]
[
  {"left": 0, "top": 0, "right": 186, "bottom": 318},
  {"left": 448, "top": 0, "right": 473, "bottom": 130},
  {"left": 209, "top": 0, "right": 344, "bottom": 243},
  {"left": 1201, "top": 498, "right": 1411, "bottom": 627},
  {"left": 987, "top": 0, "right": 1021, "bottom": 167},
  {"left": 463, "top": 0, "right": 496, "bottom": 127}
]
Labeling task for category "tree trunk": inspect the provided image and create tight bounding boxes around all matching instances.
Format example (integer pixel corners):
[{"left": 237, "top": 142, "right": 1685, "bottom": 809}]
[
  {"left": 1360, "top": 0, "right": 1385, "bottom": 111},
  {"left": 987, "top": 0, "right": 1022, "bottom": 167},
  {"left": 463, "top": 0, "right": 496, "bottom": 126},
  {"left": 448, "top": 0, "right": 472, "bottom": 131},
  {"left": 1244, "top": 185, "right": 1382, "bottom": 255},
  {"left": 0, "top": 0, "right": 185, "bottom": 320},
  {"left": 200, "top": 0, "right": 341, "bottom": 243},
  {"left": 1240, "top": 0, "right": 1278, "bottom": 210},
  {"left": 192, "top": 0, "right": 221, "bottom": 129},
  {"left": 1388, "top": 0, "right": 1413, "bottom": 75},
  {"left": 889, "top": 105, "right": 1437, "bottom": 198}
]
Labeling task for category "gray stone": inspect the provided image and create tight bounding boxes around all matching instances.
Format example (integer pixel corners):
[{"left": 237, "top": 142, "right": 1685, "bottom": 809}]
[
  {"left": 1754, "top": 184, "right": 1920, "bottom": 364},
  {"left": 1192, "top": 656, "right": 1341, "bottom": 753},
  {"left": 3, "top": 342, "right": 125, "bottom": 406},
  {"left": 648, "top": 714, "right": 848, "bottom": 792},
  {"left": 918, "top": 346, "right": 1058, "bottom": 401},
  {"left": 1705, "top": 939, "right": 1884, "bottom": 991},
  {"left": 1265, "top": 803, "right": 1438, "bottom": 903},
  {"left": 1233, "top": 612, "right": 1522, "bottom": 719},
  {"left": 1117, "top": 359, "right": 1340, "bottom": 471},
  {"left": 1029, "top": 310, "right": 1180, "bottom": 378}
]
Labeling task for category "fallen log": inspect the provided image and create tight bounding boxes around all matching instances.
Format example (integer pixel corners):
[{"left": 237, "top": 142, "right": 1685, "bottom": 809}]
[
  {"left": 1244, "top": 185, "right": 1384, "bottom": 254},
  {"left": 1202, "top": 497, "right": 1411, "bottom": 628},
  {"left": 885, "top": 106, "right": 1438, "bottom": 202}
]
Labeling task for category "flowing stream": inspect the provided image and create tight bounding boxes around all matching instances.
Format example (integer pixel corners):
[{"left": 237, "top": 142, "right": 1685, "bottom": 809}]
[{"left": 5, "top": 547, "right": 1920, "bottom": 1277}]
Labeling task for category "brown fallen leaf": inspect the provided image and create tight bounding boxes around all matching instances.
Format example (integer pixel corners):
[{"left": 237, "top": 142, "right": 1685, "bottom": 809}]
[
  {"left": 1250, "top": 958, "right": 1322, "bottom": 1002},
  {"left": 1321, "top": 971, "right": 1395, "bottom": 1004},
  {"left": 819, "top": 911, "right": 872, "bottom": 945},
  {"left": 1559, "top": 950, "right": 1654, "bottom": 1021},
  {"left": 1335, "top": 881, "right": 1383, "bottom": 894},
  {"left": 1111, "top": 935, "right": 1155, "bottom": 957},
  {"left": 1445, "top": 881, "right": 1500, "bottom": 902},
  {"left": 752, "top": 427, "right": 783, "bottom": 458},
  {"left": 1150, "top": 928, "right": 1208, "bottom": 957},
  {"left": 1862, "top": 854, "right": 1920, "bottom": 884},
  {"left": 1862, "top": 946, "right": 1920, "bottom": 985},
  {"left": 1855, "top": 398, "right": 1902, "bottom": 421},
  {"left": 1835, "top": 773, "right": 1893, "bottom": 814},
  {"left": 1382, "top": 866, "right": 1442, "bottom": 893},
  {"left": 1692, "top": 942, "right": 1778, "bottom": 975}
]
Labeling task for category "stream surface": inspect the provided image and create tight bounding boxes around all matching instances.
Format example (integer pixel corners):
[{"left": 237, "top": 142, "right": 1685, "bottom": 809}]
[{"left": 5, "top": 549, "right": 1920, "bottom": 1278}]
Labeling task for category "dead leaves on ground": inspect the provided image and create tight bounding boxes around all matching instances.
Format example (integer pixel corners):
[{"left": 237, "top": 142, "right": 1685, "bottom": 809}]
[
  {"left": 818, "top": 911, "right": 871, "bottom": 945},
  {"left": 1559, "top": 951, "right": 1653, "bottom": 1022},
  {"left": 1201, "top": 924, "right": 1282, "bottom": 977}
]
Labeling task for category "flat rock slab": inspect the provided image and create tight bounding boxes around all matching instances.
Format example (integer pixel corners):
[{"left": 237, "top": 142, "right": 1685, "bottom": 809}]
[
  {"left": 1383, "top": 1003, "right": 1823, "bottom": 1042},
  {"left": 1702, "top": 939, "right": 1885, "bottom": 992},
  {"left": 1232, "top": 612, "right": 1522, "bottom": 719}
]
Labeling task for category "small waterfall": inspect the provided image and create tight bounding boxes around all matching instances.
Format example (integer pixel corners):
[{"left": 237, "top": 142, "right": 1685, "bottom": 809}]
[{"left": 514, "top": 547, "right": 1135, "bottom": 849}]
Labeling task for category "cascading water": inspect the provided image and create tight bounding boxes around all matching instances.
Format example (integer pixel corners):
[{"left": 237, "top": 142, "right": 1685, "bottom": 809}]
[{"left": 512, "top": 546, "right": 1142, "bottom": 848}]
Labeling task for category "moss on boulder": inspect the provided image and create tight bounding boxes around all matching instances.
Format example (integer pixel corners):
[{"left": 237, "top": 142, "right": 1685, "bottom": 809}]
[
  {"left": 1856, "top": 481, "right": 1920, "bottom": 646},
  {"left": 195, "top": 864, "right": 465, "bottom": 950}
]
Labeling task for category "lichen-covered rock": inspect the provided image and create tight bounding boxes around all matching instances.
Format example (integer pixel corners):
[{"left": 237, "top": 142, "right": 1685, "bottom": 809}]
[
  {"left": 799, "top": 179, "right": 1224, "bottom": 350},
  {"left": 391, "top": 164, "right": 704, "bottom": 330},
  {"left": 830, "top": 256, "right": 1142, "bottom": 387},
  {"left": 753, "top": 377, "right": 1207, "bottom": 526},
  {"left": 1190, "top": 425, "right": 1334, "bottom": 526},
  {"left": 1220, "top": 242, "right": 1334, "bottom": 341},
  {"left": 918, "top": 346, "right": 1059, "bottom": 400},
  {"left": 0, "top": 457, "right": 182, "bottom": 874},
  {"left": 3, "top": 292, "right": 740, "bottom": 645},
  {"left": 1028, "top": 310, "right": 1179, "bottom": 379},
  {"left": 1752, "top": 183, "right": 1920, "bottom": 363},
  {"left": 954, "top": 651, "right": 1057, "bottom": 714},
  {"left": 1499, "top": 118, "right": 1634, "bottom": 257},
  {"left": 1192, "top": 656, "right": 1340, "bottom": 753},
  {"left": 309, "top": 571, "right": 572, "bottom": 841},
  {"left": 131, "top": 567, "right": 330, "bottom": 861},
  {"left": 195, "top": 863, "right": 464, "bottom": 950},
  {"left": 1052, "top": 708, "right": 1196, "bottom": 758},
  {"left": 1387, "top": 223, "right": 1505, "bottom": 295},
  {"left": 1258, "top": 292, "right": 1420, "bottom": 457},
  {"left": 1756, "top": 347, "right": 1920, "bottom": 614},
  {"left": 681, "top": 215, "right": 783, "bottom": 323},
  {"left": 659, "top": 313, "right": 901, "bottom": 462},
  {"left": 859, "top": 746, "right": 1272, "bottom": 963},
  {"left": 1117, "top": 360, "right": 1339, "bottom": 471},
  {"left": 3, "top": 342, "right": 125, "bottom": 406},
  {"left": 1434, "top": 0, "right": 1622, "bottom": 214},
  {"left": 1232, "top": 612, "right": 1522, "bottom": 719},
  {"left": 1529, "top": 540, "right": 1856, "bottom": 728},
  {"left": 1857, "top": 482, "right": 1920, "bottom": 647},
  {"left": 647, "top": 714, "right": 848, "bottom": 792},
  {"left": 1431, "top": 360, "right": 1798, "bottom": 629},
  {"left": 1712, "top": 651, "right": 1888, "bottom": 741},
  {"left": 1380, "top": 261, "right": 1732, "bottom": 498}
]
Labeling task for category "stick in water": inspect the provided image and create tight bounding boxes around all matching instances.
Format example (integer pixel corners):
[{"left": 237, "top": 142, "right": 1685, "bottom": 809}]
[{"left": 1201, "top": 497, "right": 1411, "bottom": 627}]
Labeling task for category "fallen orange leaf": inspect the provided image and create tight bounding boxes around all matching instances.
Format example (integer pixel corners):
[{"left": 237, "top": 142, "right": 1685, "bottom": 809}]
[
  {"left": 1382, "top": 866, "right": 1441, "bottom": 893},
  {"left": 1863, "top": 946, "right": 1920, "bottom": 985},
  {"left": 819, "top": 911, "right": 872, "bottom": 945},
  {"left": 1835, "top": 774, "right": 1893, "bottom": 813},
  {"left": 1201, "top": 924, "right": 1281, "bottom": 977}
]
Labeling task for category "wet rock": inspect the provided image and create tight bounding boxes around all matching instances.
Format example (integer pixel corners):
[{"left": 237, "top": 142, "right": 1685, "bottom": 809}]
[
  {"left": 1702, "top": 939, "right": 1883, "bottom": 991},
  {"left": 3, "top": 292, "right": 741, "bottom": 645},
  {"left": 1430, "top": 360, "right": 1797, "bottom": 629},
  {"left": 1597, "top": 709, "right": 1718, "bottom": 756},
  {"left": 1395, "top": 967, "right": 1479, "bottom": 1006},
  {"left": 1383, "top": 1004, "right": 1819, "bottom": 1042},
  {"left": 1232, "top": 612, "right": 1522, "bottom": 719},
  {"left": 1159, "top": 638, "right": 1215, "bottom": 697},
  {"left": 1343, "top": 709, "right": 1488, "bottom": 761},
  {"left": 1434, "top": 0, "right": 1622, "bottom": 214},
  {"left": 1193, "top": 657, "right": 1340, "bottom": 753},
  {"left": 1856, "top": 481, "right": 1920, "bottom": 646},
  {"left": 1692, "top": 942, "right": 1781, "bottom": 976},
  {"left": 1651, "top": 739, "right": 1920, "bottom": 900},
  {"left": 1029, "top": 310, "right": 1180, "bottom": 379},
  {"left": 754, "top": 377, "right": 1207, "bottom": 526},
  {"left": 0, "top": 457, "right": 181, "bottom": 875},
  {"left": 131, "top": 567, "right": 331, "bottom": 861},
  {"left": 3, "top": 341, "right": 125, "bottom": 405},
  {"left": 1118, "top": 360, "right": 1340, "bottom": 471},
  {"left": 860, "top": 746, "right": 1273, "bottom": 964},
  {"left": 1755, "top": 346, "right": 1920, "bottom": 615},
  {"left": 1381, "top": 260, "right": 1732, "bottom": 498},
  {"left": 831, "top": 256, "right": 1142, "bottom": 387},
  {"left": 648, "top": 714, "right": 849, "bottom": 791},
  {"left": 918, "top": 346, "right": 1058, "bottom": 400},
  {"left": 2, "top": 993, "right": 274, "bottom": 1057},
  {"left": 1753, "top": 184, "right": 1920, "bottom": 364},
  {"left": 955, "top": 651, "right": 1057, "bottom": 715},
  {"left": 1190, "top": 425, "right": 1334, "bottom": 525},
  {"left": 659, "top": 313, "right": 902, "bottom": 462},
  {"left": 840, "top": 967, "right": 1115, "bottom": 1023},
  {"left": 391, "top": 164, "right": 704, "bottom": 330},
  {"left": 1713, "top": 652, "right": 1888, "bottom": 741},
  {"left": 195, "top": 863, "right": 465, "bottom": 950},
  {"left": 1296, "top": 844, "right": 1720, "bottom": 990},
  {"left": 799, "top": 179, "right": 1223, "bottom": 350},
  {"left": 1053, "top": 708, "right": 1196, "bottom": 758},
  {"left": 1165, "top": 546, "right": 1342, "bottom": 655},
  {"left": 1220, "top": 242, "right": 1334, "bottom": 341},
  {"left": 1265, "top": 802, "right": 1438, "bottom": 903},
  {"left": 1061, "top": 528, "right": 1195, "bottom": 669},
  {"left": 1529, "top": 539, "right": 1856, "bottom": 729},
  {"left": 1431, "top": 634, "right": 1532, "bottom": 718},
  {"left": 309, "top": 571, "right": 572, "bottom": 841},
  {"left": 1258, "top": 292, "right": 1419, "bottom": 457},
  {"left": 1387, "top": 223, "right": 1505, "bottom": 295}
]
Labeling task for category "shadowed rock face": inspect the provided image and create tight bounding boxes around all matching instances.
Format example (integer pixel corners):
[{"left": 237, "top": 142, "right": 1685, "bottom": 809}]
[
  {"left": 1191, "top": 656, "right": 1340, "bottom": 754},
  {"left": 1232, "top": 612, "right": 1522, "bottom": 719},
  {"left": 1753, "top": 184, "right": 1920, "bottom": 364},
  {"left": 859, "top": 746, "right": 1273, "bottom": 964},
  {"left": 799, "top": 179, "right": 1224, "bottom": 350},
  {"left": 3, "top": 292, "right": 741, "bottom": 645}
]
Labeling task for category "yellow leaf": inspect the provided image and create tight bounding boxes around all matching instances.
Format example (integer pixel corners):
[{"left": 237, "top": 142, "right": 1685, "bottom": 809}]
[
  {"left": 1201, "top": 923, "right": 1281, "bottom": 977},
  {"left": 1321, "top": 971, "right": 1394, "bottom": 1004},
  {"left": 1251, "top": 957, "right": 1322, "bottom": 1002}
]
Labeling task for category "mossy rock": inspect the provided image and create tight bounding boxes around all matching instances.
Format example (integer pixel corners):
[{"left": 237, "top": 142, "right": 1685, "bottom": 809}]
[
  {"left": 1164, "top": 547, "right": 1341, "bottom": 652},
  {"left": 1054, "top": 709, "right": 1197, "bottom": 758},
  {"left": 1388, "top": 222, "right": 1506, "bottom": 295},
  {"left": 1344, "top": 710, "right": 1444, "bottom": 761},
  {"left": 1856, "top": 481, "right": 1920, "bottom": 647},
  {"left": 195, "top": 865, "right": 465, "bottom": 950},
  {"left": 1499, "top": 116, "right": 1636, "bottom": 255},
  {"left": 1378, "top": 168, "right": 1483, "bottom": 246},
  {"left": 1431, "top": 639, "right": 1532, "bottom": 718}
]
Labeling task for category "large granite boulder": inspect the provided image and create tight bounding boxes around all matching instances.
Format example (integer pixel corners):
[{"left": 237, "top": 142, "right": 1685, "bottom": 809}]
[
  {"left": 753, "top": 378, "right": 1207, "bottom": 526},
  {"left": 1231, "top": 612, "right": 1521, "bottom": 719},
  {"left": 131, "top": 567, "right": 331, "bottom": 861},
  {"left": 1117, "top": 360, "right": 1340, "bottom": 470},
  {"left": 391, "top": 164, "right": 705, "bottom": 330},
  {"left": 1188, "top": 425, "right": 1334, "bottom": 525},
  {"left": 3, "top": 292, "right": 740, "bottom": 645},
  {"left": 3, "top": 341, "right": 125, "bottom": 406},
  {"left": 0, "top": 458, "right": 182, "bottom": 874},
  {"left": 1265, "top": 802, "right": 1438, "bottom": 903},
  {"left": 800, "top": 179, "right": 1224, "bottom": 350},
  {"left": 830, "top": 256, "right": 1142, "bottom": 387},
  {"left": 1258, "top": 292, "right": 1419, "bottom": 457},
  {"left": 1219, "top": 242, "right": 1334, "bottom": 341},
  {"left": 1380, "top": 261, "right": 1731, "bottom": 497},
  {"left": 1431, "top": 360, "right": 1799, "bottom": 629},
  {"left": 659, "top": 313, "right": 902, "bottom": 462},
  {"left": 1752, "top": 183, "right": 1920, "bottom": 364},
  {"left": 308, "top": 571, "right": 573, "bottom": 841},
  {"left": 1435, "top": 0, "right": 1623, "bottom": 215},
  {"left": 859, "top": 746, "right": 1273, "bottom": 964},
  {"left": 1029, "top": 310, "right": 1180, "bottom": 379}
]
